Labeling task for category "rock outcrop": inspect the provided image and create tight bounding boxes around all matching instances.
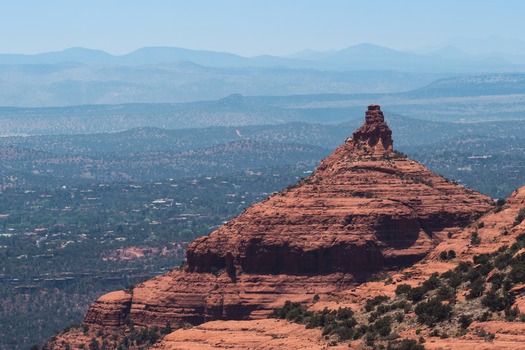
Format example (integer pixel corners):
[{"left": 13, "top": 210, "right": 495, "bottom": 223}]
[
  {"left": 84, "top": 291, "right": 132, "bottom": 327},
  {"left": 47, "top": 105, "right": 495, "bottom": 349}
]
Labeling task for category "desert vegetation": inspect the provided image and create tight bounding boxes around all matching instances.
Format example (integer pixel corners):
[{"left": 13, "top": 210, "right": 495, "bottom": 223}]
[{"left": 271, "top": 232, "right": 525, "bottom": 349}]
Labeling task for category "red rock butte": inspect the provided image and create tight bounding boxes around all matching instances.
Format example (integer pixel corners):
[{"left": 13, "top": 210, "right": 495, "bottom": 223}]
[{"left": 79, "top": 104, "right": 493, "bottom": 332}]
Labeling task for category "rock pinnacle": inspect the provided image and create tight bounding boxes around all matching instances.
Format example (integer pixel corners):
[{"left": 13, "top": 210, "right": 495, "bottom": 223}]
[{"left": 348, "top": 104, "right": 393, "bottom": 156}]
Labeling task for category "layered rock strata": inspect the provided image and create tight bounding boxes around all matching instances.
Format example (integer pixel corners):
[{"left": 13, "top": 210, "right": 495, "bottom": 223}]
[{"left": 80, "top": 105, "right": 493, "bottom": 332}]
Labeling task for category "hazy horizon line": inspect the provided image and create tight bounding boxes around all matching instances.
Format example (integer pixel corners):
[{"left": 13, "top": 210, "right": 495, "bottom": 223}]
[{"left": 1, "top": 35, "right": 524, "bottom": 58}]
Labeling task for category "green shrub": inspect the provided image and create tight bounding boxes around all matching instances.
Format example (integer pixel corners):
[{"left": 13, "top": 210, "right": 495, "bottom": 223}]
[
  {"left": 336, "top": 307, "right": 354, "bottom": 320},
  {"left": 314, "top": 308, "right": 336, "bottom": 328},
  {"left": 422, "top": 273, "right": 441, "bottom": 291},
  {"left": 473, "top": 254, "right": 490, "bottom": 265},
  {"left": 470, "top": 232, "right": 481, "bottom": 245},
  {"left": 494, "top": 253, "right": 512, "bottom": 269},
  {"left": 376, "top": 304, "right": 391, "bottom": 315},
  {"left": 456, "top": 261, "right": 473, "bottom": 273},
  {"left": 372, "top": 316, "right": 392, "bottom": 337},
  {"left": 511, "top": 236, "right": 525, "bottom": 253},
  {"left": 477, "top": 311, "right": 491, "bottom": 322},
  {"left": 436, "top": 285, "right": 455, "bottom": 301},
  {"left": 395, "top": 284, "right": 412, "bottom": 296},
  {"left": 408, "top": 286, "right": 426, "bottom": 302},
  {"left": 505, "top": 306, "right": 520, "bottom": 321},
  {"left": 161, "top": 321, "right": 172, "bottom": 335},
  {"left": 488, "top": 273, "right": 504, "bottom": 291},
  {"left": 271, "top": 302, "right": 360, "bottom": 343},
  {"left": 353, "top": 325, "right": 368, "bottom": 340},
  {"left": 509, "top": 263, "right": 525, "bottom": 283},
  {"left": 466, "top": 279, "right": 485, "bottom": 299},
  {"left": 269, "top": 300, "right": 310, "bottom": 322},
  {"left": 415, "top": 299, "right": 452, "bottom": 326},
  {"left": 334, "top": 326, "right": 355, "bottom": 341},
  {"left": 391, "top": 300, "right": 409, "bottom": 310},
  {"left": 516, "top": 233, "right": 525, "bottom": 243},
  {"left": 458, "top": 314, "right": 472, "bottom": 329},
  {"left": 403, "top": 303, "right": 412, "bottom": 314},
  {"left": 466, "top": 268, "right": 482, "bottom": 283},
  {"left": 482, "top": 291, "right": 513, "bottom": 312},
  {"left": 365, "top": 295, "right": 390, "bottom": 312},
  {"left": 89, "top": 338, "right": 100, "bottom": 350},
  {"left": 444, "top": 270, "right": 463, "bottom": 289}
]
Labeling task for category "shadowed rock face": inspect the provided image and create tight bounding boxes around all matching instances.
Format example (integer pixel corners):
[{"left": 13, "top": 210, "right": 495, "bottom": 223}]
[{"left": 75, "top": 105, "right": 493, "bottom": 332}]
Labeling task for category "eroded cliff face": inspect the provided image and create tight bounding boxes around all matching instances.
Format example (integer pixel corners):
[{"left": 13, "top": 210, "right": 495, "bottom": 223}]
[{"left": 47, "top": 105, "right": 494, "bottom": 349}]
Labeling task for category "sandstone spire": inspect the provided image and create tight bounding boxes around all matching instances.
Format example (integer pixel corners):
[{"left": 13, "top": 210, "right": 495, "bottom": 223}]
[{"left": 347, "top": 104, "right": 393, "bottom": 156}]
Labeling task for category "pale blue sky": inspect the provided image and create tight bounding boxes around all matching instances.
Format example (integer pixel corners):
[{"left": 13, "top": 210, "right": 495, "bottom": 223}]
[{"left": 0, "top": 0, "right": 523, "bottom": 56}]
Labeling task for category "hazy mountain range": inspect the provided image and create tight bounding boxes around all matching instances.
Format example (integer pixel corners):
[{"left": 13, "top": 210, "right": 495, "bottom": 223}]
[
  {"left": 0, "top": 41, "right": 524, "bottom": 107},
  {"left": 2, "top": 42, "right": 525, "bottom": 70}
]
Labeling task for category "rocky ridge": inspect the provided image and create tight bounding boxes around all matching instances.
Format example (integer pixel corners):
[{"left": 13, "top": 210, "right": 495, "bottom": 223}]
[{"left": 47, "top": 105, "right": 495, "bottom": 349}]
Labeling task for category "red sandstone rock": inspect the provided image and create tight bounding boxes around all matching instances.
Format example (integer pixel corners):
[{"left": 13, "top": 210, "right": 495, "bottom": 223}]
[{"left": 47, "top": 105, "right": 496, "bottom": 349}]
